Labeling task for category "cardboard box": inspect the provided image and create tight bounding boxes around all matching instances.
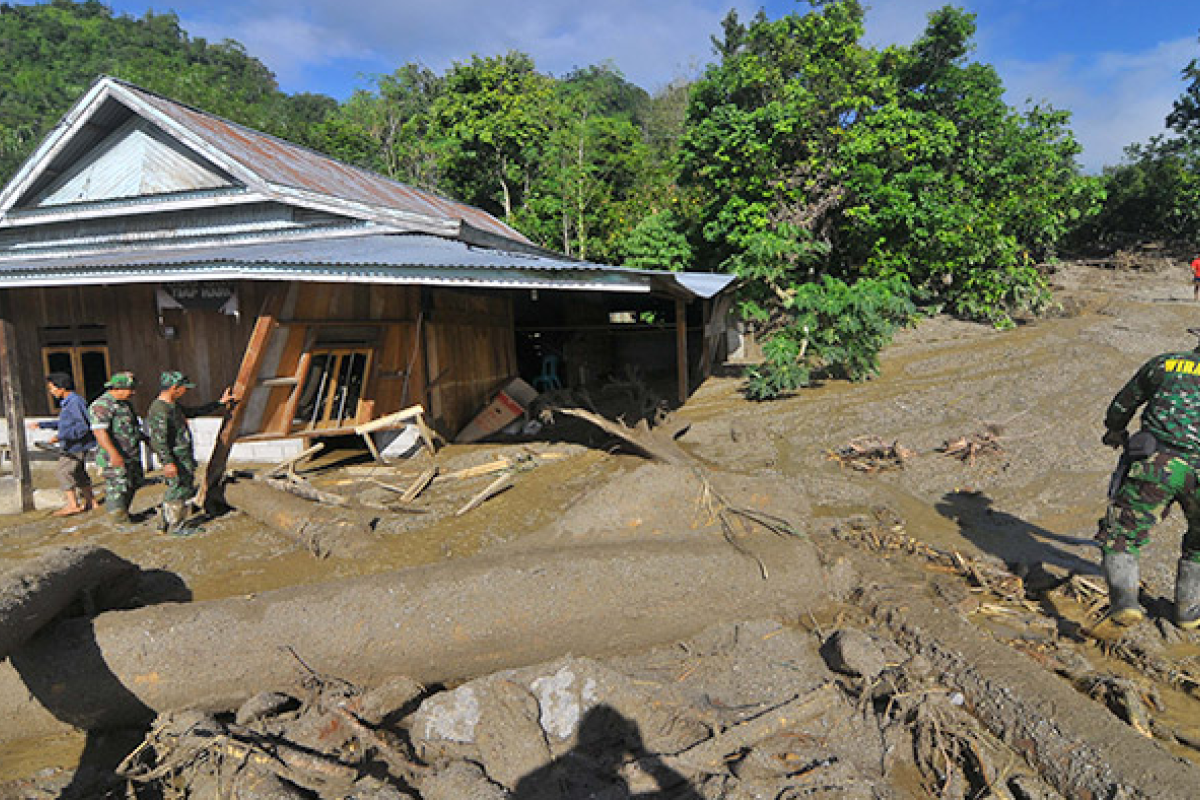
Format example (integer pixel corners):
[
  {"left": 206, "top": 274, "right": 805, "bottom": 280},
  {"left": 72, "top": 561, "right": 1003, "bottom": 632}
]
[{"left": 455, "top": 378, "right": 539, "bottom": 444}]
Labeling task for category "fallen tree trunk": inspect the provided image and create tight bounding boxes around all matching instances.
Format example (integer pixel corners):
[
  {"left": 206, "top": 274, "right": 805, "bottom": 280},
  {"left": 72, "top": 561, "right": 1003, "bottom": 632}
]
[
  {"left": 223, "top": 478, "right": 379, "bottom": 558},
  {"left": 827, "top": 540, "right": 1200, "bottom": 800},
  {"left": 0, "top": 533, "right": 822, "bottom": 742},
  {"left": 0, "top": 545, "right": 136, "bottom": 661}
]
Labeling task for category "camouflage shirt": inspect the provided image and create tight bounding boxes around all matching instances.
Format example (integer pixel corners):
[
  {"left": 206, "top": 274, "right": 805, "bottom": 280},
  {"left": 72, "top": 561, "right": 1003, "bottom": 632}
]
[
  {"left": 88, "top": 392, "right": 143, "bottom": 459},
  {"left": 147, "top": 398, "right": 222, "bottom": 463},
  {"left": 1106, "top": 349, "right": 1200, "bottom": 455}
]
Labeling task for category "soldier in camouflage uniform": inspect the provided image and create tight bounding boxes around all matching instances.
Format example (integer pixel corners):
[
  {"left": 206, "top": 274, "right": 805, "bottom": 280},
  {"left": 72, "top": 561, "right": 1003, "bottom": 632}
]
[
  {"left": 147, "top": 371, "right": 235, "bottom": 534},
  {"left": 89, "top": 371, "right": 144, "bottom": 525},
  {"left": 1098, "top": 333, "right": 1200, "bottom": 629}
]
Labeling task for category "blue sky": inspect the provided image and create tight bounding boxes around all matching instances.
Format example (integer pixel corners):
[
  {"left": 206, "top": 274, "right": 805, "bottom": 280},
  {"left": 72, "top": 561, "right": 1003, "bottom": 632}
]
[{"left": 98, "top": 0, "right": 1199, "bottom": 172}]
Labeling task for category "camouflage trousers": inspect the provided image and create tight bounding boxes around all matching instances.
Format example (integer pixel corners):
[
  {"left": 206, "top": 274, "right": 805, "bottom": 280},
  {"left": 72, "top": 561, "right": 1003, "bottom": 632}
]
[
  {"left": 1097, "top": 450, "right": 1200, "bottom": 563},
  {"left": 164, "top": 454, "right": 198, "bottom": 503},
  {"left": 96, "top": 450, "right": 144, "bottom": 515}
]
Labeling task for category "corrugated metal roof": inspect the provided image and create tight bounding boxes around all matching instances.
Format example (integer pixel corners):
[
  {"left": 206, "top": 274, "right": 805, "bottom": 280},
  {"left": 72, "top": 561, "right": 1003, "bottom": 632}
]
[
  {"left": 115, "top": 80, "right": 527, "bottom": 243},
  {"left": 0, "top": 232, "right": 734, "bottom": 299}
]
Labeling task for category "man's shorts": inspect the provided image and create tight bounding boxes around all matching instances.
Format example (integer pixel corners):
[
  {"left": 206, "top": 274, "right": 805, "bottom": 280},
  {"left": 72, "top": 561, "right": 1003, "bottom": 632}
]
[{"left": 55, "top": 451, "right": 91, "bottom": 492}]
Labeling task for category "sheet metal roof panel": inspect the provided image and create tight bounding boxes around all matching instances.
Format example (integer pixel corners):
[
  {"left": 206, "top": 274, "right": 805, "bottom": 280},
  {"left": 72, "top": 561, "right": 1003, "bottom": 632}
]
[
  {"left": 0, "top": 263, "right": 651, "bottom": 293},
  {"left": 662, "top": 271, "right": 737, "bottom": 300},
  {"left": 0, "top": 232, "right": 739, "bottom": 300},
  {"left": 118, "top": 81, "right": 527, "bottom": 243},
  {"left": 0, "top": 232, "right": 587, "bottom": 270}
]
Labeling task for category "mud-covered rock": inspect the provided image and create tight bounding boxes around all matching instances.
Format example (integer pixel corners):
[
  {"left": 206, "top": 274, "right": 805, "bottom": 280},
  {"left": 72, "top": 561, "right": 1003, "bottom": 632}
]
[
  {"left": 474, "top": 680, "right": 552, "bottom": 790},
  {"left": 820, "top": 628, "right": 887, "bottom": 679},
  {"left": 417, "top": 761, "right": 508, "bottom": 800}
]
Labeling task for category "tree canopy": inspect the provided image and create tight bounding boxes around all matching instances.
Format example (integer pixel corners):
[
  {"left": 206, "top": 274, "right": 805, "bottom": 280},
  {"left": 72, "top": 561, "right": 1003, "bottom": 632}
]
[
  {"left": 678, "top": 2, "right": 1094, "bottom": 396},
  {"left": 0, "top": 0, "right": 336, "bottom": 180},
  {"left": 2, "top": 0, "right": 1154, "bottom": 401}
]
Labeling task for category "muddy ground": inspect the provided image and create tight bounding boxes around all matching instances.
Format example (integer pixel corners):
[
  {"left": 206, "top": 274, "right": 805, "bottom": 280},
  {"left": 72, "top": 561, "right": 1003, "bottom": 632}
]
[{"left": 2, "top": 257, "right": 1200, "bottom": 798}]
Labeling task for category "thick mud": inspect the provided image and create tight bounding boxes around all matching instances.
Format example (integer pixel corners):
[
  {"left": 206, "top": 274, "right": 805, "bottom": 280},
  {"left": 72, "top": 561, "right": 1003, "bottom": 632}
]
[{"left": 3, "top": 259, "right": 1200, "bottom": 797}]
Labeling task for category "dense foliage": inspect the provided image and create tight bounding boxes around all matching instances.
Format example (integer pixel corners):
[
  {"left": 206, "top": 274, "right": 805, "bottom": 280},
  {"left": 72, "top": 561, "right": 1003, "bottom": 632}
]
[
  {"left": 2, "top": 0, "right": 1117, "bottom": 399},
  {"left": 0, "top": 0, "right": 335, "bottom": 180},
  {"left": 678, "top": 2, "right": 1094, "bottom": 395}
]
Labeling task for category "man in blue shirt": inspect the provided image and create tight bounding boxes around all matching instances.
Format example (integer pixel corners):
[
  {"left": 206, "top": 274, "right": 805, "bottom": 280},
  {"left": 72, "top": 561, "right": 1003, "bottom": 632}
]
[{"left": 29, "top": 372, "right": 96, "bottom": 516}]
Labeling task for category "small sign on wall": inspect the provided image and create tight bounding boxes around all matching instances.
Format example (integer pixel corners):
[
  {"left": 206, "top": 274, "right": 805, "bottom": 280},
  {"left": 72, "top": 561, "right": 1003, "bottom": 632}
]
[{"left": 156, "top": 283, "right": 239, "bottom": 316}]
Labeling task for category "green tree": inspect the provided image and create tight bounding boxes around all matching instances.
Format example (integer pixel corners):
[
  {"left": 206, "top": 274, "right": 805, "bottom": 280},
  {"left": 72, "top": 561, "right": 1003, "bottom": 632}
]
[
  {"left": 680, "top": 2, "right": 1093, "bottom": 397},
  {"left": 516, "top": 64, "right": 652, "bottom": 260},
  {"left": 313, "top": 64, "right": 442, "bottom": 188},
  {"left": 1074, "top": 37, "right": 1200, "bottom": 249},
  {"left": 0, "top": 0, "right": 336, "bottom": 182},
  {"left": 429, "top": 52, "right": 556, "bottom": 221}
]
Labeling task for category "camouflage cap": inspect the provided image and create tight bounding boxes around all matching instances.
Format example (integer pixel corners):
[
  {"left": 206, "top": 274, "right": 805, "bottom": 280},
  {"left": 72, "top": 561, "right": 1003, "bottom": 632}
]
[
  {"left": 160, "top": 371, "right": 195, "bottom": 389},
  {"left": 104, "top": 371, "right": 137, "bottom": 389}
]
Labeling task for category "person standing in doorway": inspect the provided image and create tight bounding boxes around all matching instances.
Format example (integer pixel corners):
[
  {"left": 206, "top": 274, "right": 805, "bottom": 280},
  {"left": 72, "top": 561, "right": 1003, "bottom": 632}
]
[
  {"left": 147, "top": 371, "right": 235, "bottom": 535},
  {"left": 29, "top": 372, "right": 96, "bottom": 516},
  {"left": 89, "top": 371, "right": 144, "bottom": 527}
]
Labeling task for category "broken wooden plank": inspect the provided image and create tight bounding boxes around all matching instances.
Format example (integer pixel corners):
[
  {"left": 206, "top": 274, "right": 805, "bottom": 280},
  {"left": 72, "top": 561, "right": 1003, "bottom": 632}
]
[
  {"left": 264, "top": 442, "right": 325, "bottom": 479},
  {"left": 263, "top": 476, "right": 347, "bottom": 507},
  {"left": 445, "top": 459, "right": 512, "bottom": 480},
  {"left": 362, "top": 432, "right": 387, "bottom": 465},
  {"left": 455, "top": 473, "right": 514, "bottom": 516},
  {"left": 400, "top": 467, "right": 438, "bottom": 503},
  {"left": 354, "top": 405, "right": 426, "bottom": 436}
]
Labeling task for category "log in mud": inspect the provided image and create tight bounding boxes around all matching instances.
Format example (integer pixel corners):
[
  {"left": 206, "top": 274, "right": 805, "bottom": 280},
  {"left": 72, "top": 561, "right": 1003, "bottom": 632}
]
[
  {"left": 827, "top": 539, "right": 1200, "bottom": 800},
  {"left": 223, "top": 476, "right": 379, "bottom": 558},
  {"left": 0, "top": 545, "right": 136, "bottom": 661},
  {"left": 0, "top": 532, "right": 823, "bottom": 742}
]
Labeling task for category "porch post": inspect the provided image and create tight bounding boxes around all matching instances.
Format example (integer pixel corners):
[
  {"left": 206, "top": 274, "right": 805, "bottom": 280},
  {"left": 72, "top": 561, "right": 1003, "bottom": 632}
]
[
  {"left": 200, "top": 289, "right": 285, "bottom": 509},
  {"left": 0, "top": 319, "right": 34, "bottom": 512},
  {"left": 675, "top": 298, "right": 688, "bottom": 405}
]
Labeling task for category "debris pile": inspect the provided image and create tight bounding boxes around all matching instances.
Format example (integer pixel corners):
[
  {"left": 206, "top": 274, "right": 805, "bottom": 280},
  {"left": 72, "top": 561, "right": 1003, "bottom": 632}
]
[
  {"left": 937, "top": 425, "right": 1005, "bottom": 465},
  {"left": 826, "top": 437, "right": 915, "bottom": 472},
  {"left": 96, "top": 620, "right": 1063, "bottom": 800}
]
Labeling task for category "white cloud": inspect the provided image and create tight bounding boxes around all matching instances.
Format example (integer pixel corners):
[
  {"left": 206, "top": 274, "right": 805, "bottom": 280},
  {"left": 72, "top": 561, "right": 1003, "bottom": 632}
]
[
  {"left": 178, "top": 0, "right": 751, "bottom": 95},
  {"left": 183, "top": 13, "right": 373, "bottom": 88},
  {"left": 999, "top": 37, "right": 1192, "bottom": 171},
  {"left": 860, "top": 0, "right": 948, "bottom": 49}
]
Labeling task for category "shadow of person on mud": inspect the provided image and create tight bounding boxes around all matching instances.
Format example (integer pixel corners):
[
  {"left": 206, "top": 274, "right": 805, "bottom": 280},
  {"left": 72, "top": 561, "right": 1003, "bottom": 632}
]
[
  {"left": 9, "top": 568, "right": 192, "bottom": 799},
  {"left": 510, "top": 704, "right": 703, "bottom": 800},
  {"left": 935, "top": 490, "right": 1100, "bottom": 576}
]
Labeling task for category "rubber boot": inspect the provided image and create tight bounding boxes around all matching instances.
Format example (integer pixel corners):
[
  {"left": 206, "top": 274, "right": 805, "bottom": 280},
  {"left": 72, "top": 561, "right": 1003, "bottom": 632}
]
[
  {"left": 161, "top": 500, "right": 186, "bottom": 536},
  {"left": 1103, "top": 551, "right": 1145, "bottom": 626},
  {"left": 106, "top": 508, "right": 138, "bottom": 533},
  {"left": 1175, "top": 559, "right": 1200, "bottom": 630}
]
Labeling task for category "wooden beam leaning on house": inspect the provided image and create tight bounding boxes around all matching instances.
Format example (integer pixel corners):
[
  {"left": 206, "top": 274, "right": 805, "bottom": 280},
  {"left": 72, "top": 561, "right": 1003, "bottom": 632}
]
[{"left": 200, "top": 290, "right": 286, "bottom": 510}]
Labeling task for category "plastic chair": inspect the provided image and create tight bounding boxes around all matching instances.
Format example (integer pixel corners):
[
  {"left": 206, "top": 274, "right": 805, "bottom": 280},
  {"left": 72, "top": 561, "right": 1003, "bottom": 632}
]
[{"left": 532, "top": 354, "right": 562, "bottom": 391}]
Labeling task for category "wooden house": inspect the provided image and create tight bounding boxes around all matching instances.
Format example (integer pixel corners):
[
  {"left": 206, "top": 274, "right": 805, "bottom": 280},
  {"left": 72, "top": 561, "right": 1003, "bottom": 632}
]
[{"left": 0, "top": 77, "right": 734, "bottom": 471}]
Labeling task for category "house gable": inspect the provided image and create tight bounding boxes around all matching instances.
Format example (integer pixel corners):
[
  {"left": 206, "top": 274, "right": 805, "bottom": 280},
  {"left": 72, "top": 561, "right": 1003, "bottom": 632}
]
[{"left": 29, "top": 117, "right": 236, "bottom": 208}]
